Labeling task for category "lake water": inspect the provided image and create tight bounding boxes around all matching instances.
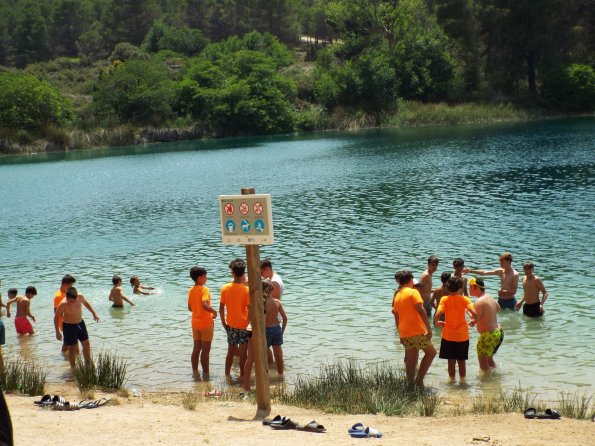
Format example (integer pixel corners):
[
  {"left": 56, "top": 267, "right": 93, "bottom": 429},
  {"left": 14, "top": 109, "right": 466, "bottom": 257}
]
[{"left": 1, "top": 118, "right": 593, "bottom": 399}]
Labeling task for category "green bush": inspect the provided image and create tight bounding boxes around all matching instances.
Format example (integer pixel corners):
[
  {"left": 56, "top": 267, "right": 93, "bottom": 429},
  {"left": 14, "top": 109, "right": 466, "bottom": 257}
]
[
  {"left": 540, "top": 64, "right": 595, "bottom": 112},
  {"left": 144, "top": 20, "right": 208, "bottom": 56},
  {"left": 0, "top": 71, "right": 74, "bottom": 132},
  {"left": 73, "top": 351, "right": 129, "bottom": 393},
  {"left": 0, "top": 358, "right": 47, "bottom": 395}
]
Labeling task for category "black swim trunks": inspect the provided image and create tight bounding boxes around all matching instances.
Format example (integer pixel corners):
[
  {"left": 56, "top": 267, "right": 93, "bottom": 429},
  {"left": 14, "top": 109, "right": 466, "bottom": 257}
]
[
  {"left": 439, "top": 338, "right": 469, "bottom": 360},
  {"left": 523, "top": 302, "right": 543, "bottom": 317},
  {"left": 62, "top": 320, "right": 89, "bottom": 345}
]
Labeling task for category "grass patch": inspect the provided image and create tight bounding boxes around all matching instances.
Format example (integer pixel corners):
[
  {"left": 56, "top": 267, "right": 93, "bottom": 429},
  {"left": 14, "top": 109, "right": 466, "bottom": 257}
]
[
  {"left": 182, "top": 390, "right": 200, "bottom": 411},
  {"left": 277, "top": 360, "right": 436, "bottom": 416},
  {"left": 73, "top": 350, "right": 129, "bottom": 394},
  {"left": 558, "top": 391, "right": 594, "bottom": 420},
  {"left": 0, "top": 357, "right": 47, "bottom": 395},
  {"left": 388, "top": 101, "right": 531, "bottom": 127},
  {"left": 470, "top": 385, "right": 537, "bottom": 415}
]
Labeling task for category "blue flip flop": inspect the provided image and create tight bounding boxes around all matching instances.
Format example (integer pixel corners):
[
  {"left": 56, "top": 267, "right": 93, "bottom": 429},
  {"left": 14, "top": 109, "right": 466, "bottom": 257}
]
[{"left": 348, "top": 423, "right": 365, "bottom": 435}]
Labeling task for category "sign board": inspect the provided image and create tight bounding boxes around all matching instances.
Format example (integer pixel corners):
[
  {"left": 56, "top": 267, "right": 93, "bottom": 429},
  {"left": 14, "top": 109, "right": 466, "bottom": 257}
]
[{"left": 218, "top": 194, "right": 274, "bottom": 245}]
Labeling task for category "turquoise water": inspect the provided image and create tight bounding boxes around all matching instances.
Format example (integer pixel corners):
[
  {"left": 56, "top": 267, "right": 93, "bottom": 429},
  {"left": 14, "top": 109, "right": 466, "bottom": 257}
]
[{"left": 1, "top": 118, "right": 593, "bottom": 398}]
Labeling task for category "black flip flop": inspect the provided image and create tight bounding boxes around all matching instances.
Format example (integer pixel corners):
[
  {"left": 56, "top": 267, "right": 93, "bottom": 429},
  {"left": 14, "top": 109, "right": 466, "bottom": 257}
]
[
  {"left": 270, "top": 418, "right": 298, "bottom": 430},
  {"left": 296, "top": 420, "right": 326, "bottom": 433}
]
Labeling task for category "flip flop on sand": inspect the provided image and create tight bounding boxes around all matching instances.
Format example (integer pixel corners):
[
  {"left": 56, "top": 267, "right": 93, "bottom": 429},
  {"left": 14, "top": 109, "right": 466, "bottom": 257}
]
[
  {"left": 524, "top": 408, "right": 561, "bottom": 419},
  {"left": 79, "top": 398, "right": 111, "bottom": 409},
  {"left": 34, "top": 395, "right": 55, "bottom": 406},
  {"left": 349, "top": 425, "right": 383, "bottom": 438},
  {"left": 348, "top": 423, "right": 365, "bottom": 435},
  {"left": 270, "top": 418, "right": 298, "bottom": 430},
  {"left": 263, "top": 415, "right": 287, "bottom": 426},
  {"left": 53, "top": 401, "right": 80, "bottom": 411},
  {"left": 296, "top": 421, "right": 326, "bottom": 433}
]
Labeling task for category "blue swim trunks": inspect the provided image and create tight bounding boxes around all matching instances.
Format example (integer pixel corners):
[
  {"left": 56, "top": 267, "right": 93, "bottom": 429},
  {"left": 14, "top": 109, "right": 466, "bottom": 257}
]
[
  {"left": 62, "top": 320, "right": 89, "bottom": 346},
  {"left": 498, "top": 298, "right": 517, "bottom": 310},
  {"left": 0, "top": 319, "right": 5, "bottom": 345},
  {"left": 266, "top": 324, "right": 283, "bottom": 347}
]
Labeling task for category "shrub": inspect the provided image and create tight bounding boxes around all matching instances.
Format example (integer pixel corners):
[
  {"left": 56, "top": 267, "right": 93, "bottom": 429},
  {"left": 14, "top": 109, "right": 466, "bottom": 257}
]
[
  {"left": 0, "top": 358, "right": 47, "bottom": 395},
  {"left": 73, "top": 351, "right": 129, "bottom": 393},
  {"left": 540, "top": 64, "right": 595, "bottom": 112}
]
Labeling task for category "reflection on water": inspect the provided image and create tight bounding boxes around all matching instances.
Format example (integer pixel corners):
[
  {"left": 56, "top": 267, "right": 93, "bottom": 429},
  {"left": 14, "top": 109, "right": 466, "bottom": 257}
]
[{"left": 0, "top": 118, "right": 593, "bottom": 398}]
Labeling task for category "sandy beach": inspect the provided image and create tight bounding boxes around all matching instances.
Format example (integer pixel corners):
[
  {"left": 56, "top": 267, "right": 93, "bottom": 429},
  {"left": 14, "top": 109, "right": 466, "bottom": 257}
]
[{"left": 5, "top": 385, "right": 594, "bottom": 446}]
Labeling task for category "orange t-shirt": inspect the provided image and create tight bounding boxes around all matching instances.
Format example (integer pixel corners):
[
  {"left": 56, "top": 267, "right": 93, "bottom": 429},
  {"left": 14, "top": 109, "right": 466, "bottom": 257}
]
[
  {"left": 188, "top": 285, "right": 213, "bottom": 329},
  {"left": 54, "top": 289, "right": 65, "bottom": 330},
  {"left": 220, "top": 282, "right": 250, "bottom": 329},
  {"left": 392, "top": 287, "right": 427, "bottom": 338},
  {"left": 437, "top": 294, "right": 474, "bottom": 342}
]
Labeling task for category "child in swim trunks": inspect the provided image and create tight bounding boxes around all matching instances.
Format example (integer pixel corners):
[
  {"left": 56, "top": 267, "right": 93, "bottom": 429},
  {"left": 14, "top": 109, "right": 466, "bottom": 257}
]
[
  {"left": 55, "top": 274, "right": 76, "bottom": 354},
  {"left": 514, "top": 261, "right": 548, "bottom": 317},
  {"left": 220, "top": 259, "right": 250, "bottom": 378},
  {"left": 434, "top": 276, "right": 477, "bottom": 381},
  {"left": 393, "top": 270, "right": 436, "bottom": 386},
  {"left": 188, "top": 266, "right": 217, "bottom": 379},
  {"left": 469, "top": 277, "right": 503, "bottom": 371},
  {"left": 108, "top": 276, "right": 135, "bottom": 308},
  {"left": 0, "top": 289, "right": 6, "bottom": 376},
  {"left": 54, "top": 286, "right": 100, "bottom": 369},
  {"left": 465, "top": 252, "right": 519, "bottom": 310},
  {"left": 6, "top": 286, "right": 37, "bottom": 335}
]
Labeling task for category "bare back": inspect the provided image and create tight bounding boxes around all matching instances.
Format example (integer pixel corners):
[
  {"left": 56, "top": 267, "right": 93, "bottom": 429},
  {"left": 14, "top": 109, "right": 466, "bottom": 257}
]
[
  {"left": 264, "top": 297, "right": 281, "bottom": 327},
  {"left": 14, "top": 296, "right": 30, "bottom": 318},
  {"left": 499, "top": 267, "right": 519, "bottom": 298},
  {"left": 109, "top": 286, "right": 125, "bottom": 306},
  {"left": 522, "top": 275, "right": 545, "bottom": 304},
  {"left": 474, "top": 294, "right": 500, "bottom": 332},
  {"left": 59, "top": 297, "right": 85, "bottom": 324}
]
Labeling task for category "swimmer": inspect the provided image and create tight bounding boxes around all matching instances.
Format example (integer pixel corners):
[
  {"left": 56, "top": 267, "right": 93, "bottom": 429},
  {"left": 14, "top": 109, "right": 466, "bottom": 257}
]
[
  {"left": 514, "top": 261, "right": 548, "bottom": 317},
  {"left": 109, "top": 275, "right": 135, "bottom": 308},
  {"left": 130, "top": 276, "right": 156, "bottom": 295},
  {"left": 465, "top": 252, "right": 519, "bottom": 310},
  {"left": 469, "top": 277, "right": 503, "bottom": 371},
  {"left": 6, "top": 286, "right": 37, "bottom": 335}
]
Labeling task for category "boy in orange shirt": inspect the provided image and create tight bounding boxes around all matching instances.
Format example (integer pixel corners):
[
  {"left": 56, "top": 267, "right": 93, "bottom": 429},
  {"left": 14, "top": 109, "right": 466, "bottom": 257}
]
[
  {"left": 392, "top": 270, "right": 436, "bottom": 386},
  {"left": 219, "top": 259, "right": 250, "bottom": 378},
  {"left": 434, "top": 276, "right": 478, "bottom": 381},
  {"left": 188, "top": 266, "right": 217, "bottom": 380}
]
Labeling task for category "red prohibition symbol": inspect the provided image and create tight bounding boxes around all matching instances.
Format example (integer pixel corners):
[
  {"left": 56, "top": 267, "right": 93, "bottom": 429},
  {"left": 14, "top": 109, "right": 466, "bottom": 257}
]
[
  {"left": 239, "top": 202, "right": 249, "bottom": 215},
  {"left": 224, "top": 203, "right": 234, "bottom": 215},
  {"left": 253, "top": 202, "right": 263, "bottom": 214}
]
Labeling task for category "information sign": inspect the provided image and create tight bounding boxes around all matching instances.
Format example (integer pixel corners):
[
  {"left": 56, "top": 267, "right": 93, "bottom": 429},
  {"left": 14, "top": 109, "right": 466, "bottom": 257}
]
[{"left": 218, "top": 194, "right": 274, "bottom": 245}]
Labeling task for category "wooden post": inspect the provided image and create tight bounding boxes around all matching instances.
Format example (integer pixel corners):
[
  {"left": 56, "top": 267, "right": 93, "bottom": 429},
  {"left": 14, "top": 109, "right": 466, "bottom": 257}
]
[{"left": 241, "top": 187, "right": 271, "bottom": 418}]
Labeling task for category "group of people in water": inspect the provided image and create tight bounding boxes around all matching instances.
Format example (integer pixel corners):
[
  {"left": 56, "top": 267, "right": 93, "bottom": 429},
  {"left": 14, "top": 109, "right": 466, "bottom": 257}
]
[
  {"left": 392, "top": 253, "right": 549, "bottom": 386},
  {"left": 1, "top": 252, "right": 548, "bottom": 390}
]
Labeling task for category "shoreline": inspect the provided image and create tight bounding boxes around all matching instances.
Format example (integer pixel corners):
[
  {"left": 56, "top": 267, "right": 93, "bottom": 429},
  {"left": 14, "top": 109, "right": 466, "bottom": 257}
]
[
  {"left": 5, "top": 384, "right": 595, "bottom": 446},
  {"left": 2, "top": 111, "right": 590, "bottom": 157}
]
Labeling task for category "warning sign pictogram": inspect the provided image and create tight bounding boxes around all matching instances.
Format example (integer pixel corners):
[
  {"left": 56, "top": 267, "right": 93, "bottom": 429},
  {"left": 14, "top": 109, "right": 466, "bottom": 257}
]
[
  {"left": 239, "top": 202, "right": 249, "bottom": 215},
  {"left": 224, "top": 203, "right": 234, "bottom": 215},
  {"left": 219, "top": 194, "right": 274, "bottom": 245},
  {"left": 253, "top": 202, "right": 263, "bottom": 214}
]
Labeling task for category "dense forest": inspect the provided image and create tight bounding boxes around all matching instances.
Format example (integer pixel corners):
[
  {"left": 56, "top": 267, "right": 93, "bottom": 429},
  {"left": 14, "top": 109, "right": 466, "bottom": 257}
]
[{"left": 0, "top": 0, "right": 593, "bottom": 151}]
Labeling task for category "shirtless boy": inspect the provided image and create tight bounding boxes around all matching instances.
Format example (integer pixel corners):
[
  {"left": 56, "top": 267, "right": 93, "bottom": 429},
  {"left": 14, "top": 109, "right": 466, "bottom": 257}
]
[
  {"left": 6, "top": 286, "right": 37, "bottom": 335},
  {"left": 452, "top": 258, "right": 469, "bottom": 296},
  {"left": 469, "top": 277, "right": 503, "bottom": 371},
  {"left": 0, "top": 290, "right": 7, "bottom": 376},
  {"left": 55, "top": 275, "right": 76, "bottom": 353},
  {"left": 418, "top": 256, "right": 439, "bottom": 317},
  {"left": 109, "top": 276, "right": 135, "bottom": 308},
  {"left": 465, "top": 252, "right": 519, "bottom": 310},
  {"left": 430, "top": 272, "right": 451, "bottom": 324},
  {"left": 54, "top": 287, "right": 100, "bottom": 368},
  {"left": 515, "top": 261, "right": 548, "bottom": 317},
  {"left": 130, "top": 276, "right": 156, "bottom": 295}
]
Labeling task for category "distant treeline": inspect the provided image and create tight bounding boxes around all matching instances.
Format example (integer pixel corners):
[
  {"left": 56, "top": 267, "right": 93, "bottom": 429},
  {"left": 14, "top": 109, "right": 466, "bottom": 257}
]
[{"left": 0, "top": 0, "right": 593, "bottom": 149}]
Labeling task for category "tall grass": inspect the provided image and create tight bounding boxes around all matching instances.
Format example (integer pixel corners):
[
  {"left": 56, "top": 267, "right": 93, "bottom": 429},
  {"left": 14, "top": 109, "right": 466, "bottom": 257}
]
[
  {"left": 388, "top": 101, "right": 530, "bottom": 127},
  {"left": 278, "top": 360, "right": 437, "bottom": 416},
  {"left": 470, "top": 385, "right": 537, "bottom": 415},
  {"left": 73, "top": 350, "right": 129, "bottom": 393},
  {"left": 558, "top": 391, "right": 594, "bottom": 420},
  {"left": 0, "top": 358, "right": 47, "bottom": 395}
]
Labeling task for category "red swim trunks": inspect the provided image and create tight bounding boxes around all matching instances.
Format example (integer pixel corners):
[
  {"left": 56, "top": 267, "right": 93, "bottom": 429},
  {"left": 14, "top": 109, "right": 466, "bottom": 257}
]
[{"left": 15, "top": 317, "right": 34, "bottom": 335}]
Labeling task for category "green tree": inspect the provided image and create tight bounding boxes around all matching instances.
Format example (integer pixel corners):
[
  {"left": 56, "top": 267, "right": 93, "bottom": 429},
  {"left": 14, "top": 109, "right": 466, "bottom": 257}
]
[
  {"left": 540, "top": 64, "right": 595, "bottom": 112},
  {"left": 12, "top": 0, "right": 52, "bottom": 67},
  {"left": 0, "top": 71, "right": 74, "bottom": 131},
  {"left": 143, "top": 20, "right": 208, "bottom": 56},
  {"left": 93, "top": 58, "right": 176, "bottom": 125},
  {"left": 105, "top": 0, "right": 159, "bottom": 46},
  {"left": 50, "top": 0, "right": 93, "bottom": 57}
]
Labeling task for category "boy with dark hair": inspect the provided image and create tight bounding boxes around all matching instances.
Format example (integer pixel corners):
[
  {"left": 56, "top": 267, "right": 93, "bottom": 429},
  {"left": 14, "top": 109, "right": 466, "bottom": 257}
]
[
  {"left": 469, "top": 277, "right": 503, "bottom": 371},
  {"left": 130, "top": 276, "right": 156, "bottom": 295},
  {"left": 188, "top": 266, "right": 217, "bottom": 379},
  {"left": 6, "top": 286, "right": 37, "bottom": 335},
  {"left": 434, "top": 276, "right": 477, "bottom": 381},
  {"left": 430, "top": 272, "right": 451, "bottom": 324},
  {"left": 108, "top": 276, "right": 135, "bottom": 308},
  {"left": 465, "top": 252, "right": 519, "bottom": 310},
  {"left": 55, "top": 275, "right": 76, "bottom": 354},
  {"left": 220, "top": 259, "right": 250, "bottom": 377},
  {"left": 418, "top": 255, "right": 439, "bottom": 316},
  {"left": 54, "top": 286, "right": 99, "bottom": 369},
  {"left": 452, "top": 258, "right": 468, "bottom": 296},
  {"left": 515, "top": 261, "right": 548, "bottom": 317},
  {"left": 392, "top": 270, "right": 436, "bottom": 386}
]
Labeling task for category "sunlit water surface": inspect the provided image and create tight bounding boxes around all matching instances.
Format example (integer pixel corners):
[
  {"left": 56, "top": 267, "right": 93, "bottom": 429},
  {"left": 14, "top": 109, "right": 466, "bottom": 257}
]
[{"left": 1, "top": 118, "right": 593, "bottom": 399}]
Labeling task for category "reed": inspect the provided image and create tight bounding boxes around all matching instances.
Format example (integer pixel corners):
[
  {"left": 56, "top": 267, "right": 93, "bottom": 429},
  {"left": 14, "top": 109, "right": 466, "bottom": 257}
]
[
  {"left": 73, "top": 350, "right": 129, "bottom": 393},
  {"left": 470, "top": 385, "right": 538, "bottom": 415},
  {"left": 557, "top": 391, "right": 594, "bottom": 420},
  {"left": 278, "top": 360, "right": 434, "bottom": 416},
  {"left": 73, "top": 358, "right": 98, "bottom": 393},
  {"left": 0, "top": 358, "right": 47, "bottom": 395}
]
